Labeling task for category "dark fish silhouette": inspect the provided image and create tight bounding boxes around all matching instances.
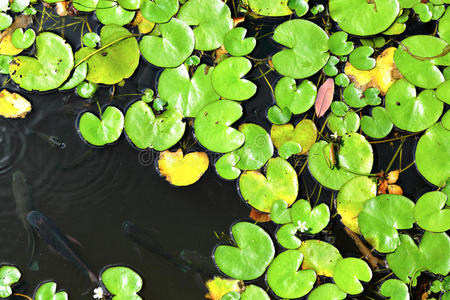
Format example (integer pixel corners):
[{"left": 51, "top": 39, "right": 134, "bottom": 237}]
[
  {"left": 12, "top": 171, "right": 39, "bottom": 271},
  {"left": 27, "top": 210, "right": 97, "bottom": 284},
  {"left": 179, "top": 249, "right": 217, "bottom": 278}
]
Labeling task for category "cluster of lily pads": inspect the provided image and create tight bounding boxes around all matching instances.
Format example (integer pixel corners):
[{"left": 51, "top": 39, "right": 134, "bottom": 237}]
[
  {"left": 0, "top": 264, "right": 144, "bottom": 299},
  {"left": 1, "top": 0, "right": 450, "bottom": 298}
]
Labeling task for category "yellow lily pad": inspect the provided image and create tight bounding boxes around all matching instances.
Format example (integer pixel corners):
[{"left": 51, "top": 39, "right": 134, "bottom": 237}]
[
  {"left": 344, "top": 47, "right": 402, "bottom": 95},
  {"left": 132, "top": 11, "right": 155, "bottom": 34},
  {"left": 158, "top": 149, "right": 209, "bottom": 186},
  {"left": 270, "top": 119, "right": 318, "bottom": 155},
  {"left": 0, "top": 89, "right": 31, "bottom": 118},
  {"left": 205, "top": 277, "right": 242, "bottom": 300}
]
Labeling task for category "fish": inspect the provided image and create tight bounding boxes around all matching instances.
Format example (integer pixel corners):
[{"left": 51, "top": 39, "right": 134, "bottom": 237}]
[
  {"left": 27, "top": 210, "right": 97, "bottom": 284},
  {"left": 12, "top": 171, "right": 39, "bottom": 271},
  {"left": 24, "top": 128, "right": 66, "bottom": 149},
  {"left": 179, "top": 249, "right": 218, "bottom": 279}
]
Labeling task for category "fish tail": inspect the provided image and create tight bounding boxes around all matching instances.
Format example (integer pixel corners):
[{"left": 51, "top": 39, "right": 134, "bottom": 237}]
[{"left": 27, "top": 226, "right": 39, "bottom": 271}]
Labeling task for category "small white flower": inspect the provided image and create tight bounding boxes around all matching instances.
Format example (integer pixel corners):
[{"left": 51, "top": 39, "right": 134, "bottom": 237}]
[
  {"left": 93, "top": 287, "right": 104, "bottom": 299},
  {"left": 331, "top": 132, "right": 338, "bottom": 139},
  {"left": 297, "top": 221, "right": 308, "bottom": 233}
]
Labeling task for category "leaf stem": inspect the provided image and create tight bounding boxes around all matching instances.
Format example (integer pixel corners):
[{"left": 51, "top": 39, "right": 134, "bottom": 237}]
[
  {"left": 399, "top": 160, "right": 415, "bottom": 173},
  {"left": 369, "top": 132, "right": 420, "bottom": 144},
  {"left": 13, "top": 293, "right": 33, "bottom": 300},
  {"left": 385, "top": 138, "right": 405, "bottom": 174}
]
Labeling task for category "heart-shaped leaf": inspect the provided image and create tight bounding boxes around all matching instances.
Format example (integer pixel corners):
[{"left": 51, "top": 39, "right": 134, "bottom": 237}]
[
  {"left": 158, "top": 149, "right": 209, "bottom": 186},
  {"left": 439, "top": 6, "right": 450, "bottom": 43},
  {"left": 194, "top": 100, "right": 245, "bottom": 153},
  {"left": 78, "top": 106, "right": 124, "bottom": 147},
  {"left": 82, "top": 32, "right": 100, "bottom": 47},
  {"left": 267, "top": 105, "right": 292, "bottom": 125},
  {"left": 242, "top": 0, "right": 292, "bottom": 16},
  {"left": 158, "top": 64, "right": 219, "bottom": 118},
  {"left": 240, "top": 285, "right": 270, "bottom": 300},
  {"left": 205, "top": 277, "right": 241, "bottom": 300},
  {"left": 331, "top": 101, "right": 349, "bottom": 117},
  {"left": 279, "top": 141, "right": 302, "bottom": 159},
  {"left": 379, "top": 279, "right": 409, "bottom": 300},
  {"left": 414, "top": 191, "right": 450, "bottom": 232},
  {"left": 361, "top": 107, "right": 393, "bottom": 139},
  {"left": 290, "top": 199, "right": 330, "bottom": 234},
  {"left": 271, "top": 119, "right": 317, "bottom": 155},
  {"left": 140, "top": 0, "right": 178, "bottom": 23},
  {"left": 0, "top": 13, "right": 12, "bottom": 31},
  {"left": 140, "top": 18, "right": 194, "bottom": 68},
  {"left": 274, "top": 77, "right": 317, "bottom": 114},
  {"left": 436, "top": 80, "right": 450, "bottom": 104},
  {"left": 308, "top": 283, "right": 346, "bottom": 300},
  {"left": 385, "top": 79, "right": 443, "bottom": 132},
  {"left": 124, "top": 100, "right": 185, "bottom": 151},
  {"left": 95, "top": 0, "right": 135, "bottom": 26},
  {"left": 315, "top": 78, "right": 334, "bottom": 118},
  {"left": 75, "top": 25, "right": 140, "bottom": 84},
  {"left": 276, "top": 223, "right": 301, "bottom": 249},
  {"left": 288, "top": 0, "right": 308, "bottom": 17},
  {"left": 335, "top": 73, "right": 350, "bottom": 87},
  {"left": 272, "top": 19, "right": 329, "bottom": 79},
  {"left": 214, "top": 222, "right": 275, "bottom": 280},
  {"left": 0, "top": 265, "right": 20, "bottom": 298},
  {"left": 414, "top": 3, "right": 432, "bottom": 22},
  {"left": 224, "top": 27, "right": 256, "bottom": 57},
  {"left": 299, "top": 240, "right": 343, "bottom": 277},
  {"left": 215, "top": 153, "right": 241, "bottom": 180},
  {"left": 211, "top": 57, "right": 256, "bottom": 101},
  {"left": 76, "top": 81, "right": 97, "bottom": 98},
  {"left": 333, "top": 258, "right": 372, "bottom": 295},
  {"left": 11, "top": 28, "right": 35, "bottom": 49},
  {"left": 349, "top": 46, "right": 376, "bottom": 70},
  {"left": 178, "top": 0, "right": 233, "bottom": 51},
  {"left": 328, "top": 31, "right": 354, "bottom": 56},
  {"left": 9, "top": 32, "right": 73, "bottom": 91},
  {"left": 358, "top": 194, "right": 415, "bottom": 253},
  {"left": 323, "top": 56, "right": 339, "bottom": 77},
  {"left": 34, "top": 282, "right": 68, "bottom": 300},
  {"left": 270, "top": 200, "right": 292, "bottom": 224},
  {"left": 327, "top": 111, "right": 360, "bottom": 136},
  {"left": 266, "top": 250, "right": 316, "bottom": 299},
  {"left": 239, "top": 157, "right": 298, "bottom": 212},
  {"left": 101, "top": 266, "right": 143, "bottom": 299}
]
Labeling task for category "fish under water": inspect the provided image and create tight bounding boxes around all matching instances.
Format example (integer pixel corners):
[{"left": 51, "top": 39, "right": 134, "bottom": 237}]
[
  {"left": 12, "top": 171, "right": 39, "bottom": 271},
  {"left": 26, "top": 210, "right": 97, "bottom": 284},
  {"left": 24, "top": 128, "right": 66, "bottom": 149}
]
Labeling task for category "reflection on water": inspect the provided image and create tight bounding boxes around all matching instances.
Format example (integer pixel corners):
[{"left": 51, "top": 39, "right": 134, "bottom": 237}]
[{"left": 0, "top": 121, "right": 26, "bottom": 178}]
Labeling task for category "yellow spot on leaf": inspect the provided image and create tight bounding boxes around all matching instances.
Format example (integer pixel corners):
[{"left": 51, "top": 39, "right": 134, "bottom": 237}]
[
  {"left": 205, "top": 277, "right": 243, "bottom": 300},
  {"left": 270, "top": 119, "right": 317, "bottom": 155},
  {"left": 345, "top": 47, "right": 403, "bottom": 95},
  {"left": 158, "top": 149, "right": 209, "bottom": 186},
  {"left": 0, "top": 89, "right": 31, "bottom": 118},
  {"left": 0, "top": 33, "right": 23, "bottom": 56},
  {"left": 132, "top": 11, "right": 155, "bottom": 34}
]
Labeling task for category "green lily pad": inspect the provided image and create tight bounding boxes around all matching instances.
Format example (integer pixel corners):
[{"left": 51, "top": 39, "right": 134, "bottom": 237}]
[
  {"left": 82, "top": 32, "right": 100, "bottom": 47},
  {"left": 308, "top": 133, "right": 373, "bottom": 190},
  {"left": 242, "top": 0, "right": 292, "bottom": 16},
  {"left": 276, "top": 223, "right": 301, "bottom": 249},
  {"left": 328, "top": 31, "right": 354, "bottom": 56},
  {"left": 266, "top": 250, "right": 316, "bottom": 299},
  {"left": 139, "top": 18, "right": 194, "bottom": 68},
  {"left": 414, "top": 3, "right": 432, "bottom": 22},
  {"left": 270, "top": 119, "right": 317, "bottom": 155},
  {"left": 239, "top": 157, "right": 298, "bottom": 212},
  {"left": 361, "top": 107, "right": 393, "bottom": 139},
  {"left": 0, "top": 266, "right": 21, "bottom": 298},
  {"left": 436, "top": 80, "right": 450, "bottom": 104},
  {"left": 0, "top": 13, "right": 12, "bottom": 31},
  {"left": 267, "top": 106, "right": 292, "bottom": 125},
  {"left": 211, "top": 57, "right": 257, "bottom": 101},
  {"left": 379, "top": 279, "right": 409, "bottom": 300},
  {"left": 95, "top": 0, "right": 135, "bottom": 26},
  {"left": 324, "top": 56, "right": 339, "bottom": 77},
  {"left": 140, "top": 0, "right": 178, "bottom": 23},
  {"left": 331, "top": 101, "right": 349, "bottom": 117},
  {"left": 279, "top": 141, "right": 302, "bottom": 159},
  {"left": 329, "top": 0, "right": 400, "bottom": 36},
  {"left": 76, "top": 81, "right": 97, "bottom": 98},
  {"left": 336, "top": 176, "right": 377, "bottom": 234},
  {"left": 224, "top": 27, "right": 256, "bottom": 57},
  {"left": 442, "top": 110, "right": 450, "bottom": 130},
  {"left": 101, "top": 266, "right": 143, "bottom": 299},
  {"left": 343, "top": 84, "right": 365, "bottom": 108},
  {"left": 10, "top": 32, "right": 74, "bottom": 91},
  {"left": 308, "top": 283, "right": 346, "bottom": 300},
  {"left": 215, "top": 153, "right": 240, "bottom": 180},
  {"left": 288, "top": 0, "right": 308, "bottom": 17},
  {"left": 274, "top": 77, "right": 317, "bottom": 114},
  {"left": 214, "top": 222, "right": 275, "bottom": 280},
  {"left": 270, "top": 200, "right": 292, "bottom": 225},
  {"left": 10, "top": 0, "right": 29, "bottom": 12},
  {"left": 385, "top": 79, "right": 443, "bottom": 132},
  {"left": 194, "top": 100, "right": 245, "bottom": 153},
  {"left": 349, "top": 46, "right": 376, "bottom": 70},
  {"left": 158, "top": 64, "right": 219, "bottom": 118},
  {"left": 358, "top": 194, "right": 415, "bottom": 253},
  {"left": 0, "top": 55, "right": 13, "bottom": 74},
  {"left": 178, "top": 0, "right": 233, "bottom": 51},
  {"left": 327, "top": 111, "right": 360, "bottom": 136},
  {"left": 334, "top": 74, "right": 350, "bottom": 87},
  {"left": 415, "top": 123, "right": 450, "bottom": 187},
  {"left": 232, "top": 123, "right": 273, "bottom": 170},
  {"left": 414, "top": 191, "right": 450, "bottom": 232},
  {"left": 78, "top": 106, "right": 124, "bottom": 147},
  {"left": 221, "top": 291, "right": 240, "bottom": 300},
  {"left": 290, "top": 199, "right": 329, "bottom": 234},
  {"left": 34, "top": 282, "right": 68, "bottom": 300},
  {"left": 240, "top": 285, "right": 270, "bottom": 300},
  {"left": 333, "top": 258, "right": 372, "bottom": 295},
  {"left": 11, "top": 28, "right": 35, "bottom": 49},
  {"left": 439, "top": 7, "right": 450, "bottom": 43},
  {"left": 59, "top": 62, "right": 88, "bottom": 90},
  {"left": 73, "top": 0, "right": 98, "bottom": 11},
  {"left": 124, "top": 101, "right": 185, "bottom": 151},
  {"left": 75, "top": 25, "right": 139, "bottom": 85},
  {"left": 272, "top": 19, "right": 329, "bottom": 79},
  {"left": 298, "top": 240, "right": 343, "bottom": 277}
]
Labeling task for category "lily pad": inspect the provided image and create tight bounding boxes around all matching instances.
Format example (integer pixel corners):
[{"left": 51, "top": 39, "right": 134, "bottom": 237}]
[
  {"left": 158, "top": 64, "right": 219, "bottom": 118},
  {"left": 0, "top": 89, "right": 32, "bottom": 119},
  {"left": 59, "top": 62, "right": 88, "bottom": 90},
  {"left": 436, "top": 80, "right": 450, "bottom": 104},
  {"left": 11, "top": 28, "right": 35, "bottom": 49},
  {"left": 415, "top": 123, "right": 450, "bottom": 187},
  {"left": 140, "top": 0, "right": 178, "bottom": 23},
  {"left": 79, "top": 106, "right": 124, "bottom": 147},
  {"left": 379, "top": 279, "right": 409, "bottom": 300},
  {"left": 266, "top": 250, "right": 316, "bottom": 299},
  {"left": 361, "top": 107, "right": 393, "bottom": 139},
  {"left": 76, "top": 81, "right": 97, "bottom": 98},
  {"left": 279, "top": 141, "right": 302, "bottom": 159},
  {"left": 270, "top": 200, "right": 292, "bottom": 224},
  {"left": 0, "top": 13, "right": 12, "bottom": 31},
  {"left": 308, "top": 283, "right": 346, "bottom": 300},
  {"left": 290, "top": 199, "right": 329, "bottom": 234},
  {"left": 385, "top": 79, "right": 443, "bottom": 132},
  {"left": 34, "top": 282, "right": 68, "bottom": 300},
  {"left": 414, "top": 191, "right": 450, "bottom": 232},
  {"left": 75, "top": 25, "right": 139, "bottom": 85},
  {"left": 178, "top": 0, "right": 233, "bottom": 51},
  {"left": 0, "top": 265, "right": 20, "bottom": 298},
  {"left": 298, "top": 240, "right": 343, "bottom": 277},
  {"left": 205, "top": 277, "right": 241, "bottom": 300},
  {"left": 267, "top": 106, "right": 292, "bottom": 125},
  {"left": 239, "top": 157, "right": 298, "bottom": 212},
  {"left": 272, "top": 19, "right": 329, "bottom": 79},
  {"left": 349, "top": 46, "right": 376, "bottom": 71},
  {"left": 274, "top": 77, "right": 317, "bottom": 114},
  {"left": 328, "top": 31, "right": 354, "bottom": 56},
  {"left": 327, "top": 111, "right": 360, "bottom": 136},
  {"left": 358, "top": 194, "right": 415, "bottom": 253},
  {"left": 240, "top": 285, "right": 269, "bottom": 300},
  {"left": 10, "top": 32, "right": 74, "bottom": 91},
  {"left": 139, "top": 18, "right": 194, "bottom": 68},
  {"left": 194, "top": 100, "right": 245, "bottom": 153},
  {"left": 329, "top": 0, "right": 400, "bottom": 36},
  {"left": 270, "top": 119, "right": 317, "bottom": 155},
  {"left": 333, "top": 258, "right": 372, "bottom": 295},
  {"left": 242, "top": 0, "right": 292, "bottom": 16},
  {"left": 211, "top": 57, "right": 256, "bottom": 101},
  {"left": 158, "top": 149, "right": 209, "bottom": 186},
  {"left": 124, "top": 101, "right": 185, "bottom": 151},
  {"left": 439, "top": 7, "right": 450, "bottom": 43},
  {"left": 101, "top": 266, "right": 143, "bottom": 299},
  {"left": 224, "top": 27, "right": 256, "bottom": 57},
  {"left": 276, "top": 223, "right": 301, "bottom": 249},
  {"left": 95, "top": 0, "right": 135, "bottom": 26},
  {"left": 215, "top": 153, "right": 241, "bottom": 180},
  {"left": 214, "top": 222, "right": 275, "bottom": 280}
]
